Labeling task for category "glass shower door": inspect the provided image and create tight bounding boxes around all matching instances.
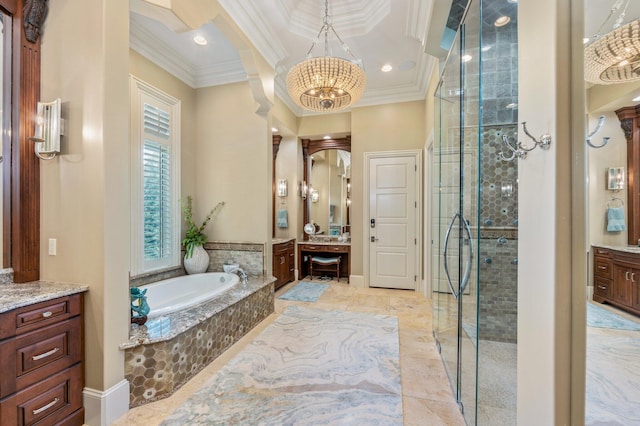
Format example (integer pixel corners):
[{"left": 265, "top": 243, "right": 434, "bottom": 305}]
[{"left": 433, "top": 0, "right": 481, "bottom": 423}]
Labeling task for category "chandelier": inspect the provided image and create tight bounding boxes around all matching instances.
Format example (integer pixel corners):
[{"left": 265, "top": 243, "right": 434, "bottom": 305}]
[
  {"left": 584, "top": 0, "right": 640, "bottom": 84},
  {"left": 286, "top": 0, "right": 366, "bottom": 112}
]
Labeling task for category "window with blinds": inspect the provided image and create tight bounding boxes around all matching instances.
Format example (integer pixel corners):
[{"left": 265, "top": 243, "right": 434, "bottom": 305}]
[{"left": 131, "top": 76, "right": 181, "bottom": 274}]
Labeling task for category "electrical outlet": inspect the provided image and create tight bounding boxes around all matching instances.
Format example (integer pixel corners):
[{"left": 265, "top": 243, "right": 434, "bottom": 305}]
[{"left": 48, "top": 238, "right": 57, "bottom": 255}]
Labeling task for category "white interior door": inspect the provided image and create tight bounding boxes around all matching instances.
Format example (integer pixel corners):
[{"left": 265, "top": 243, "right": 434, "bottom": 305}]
[{"left": 369, "top": 155, "right": 417, "bottom": 289}]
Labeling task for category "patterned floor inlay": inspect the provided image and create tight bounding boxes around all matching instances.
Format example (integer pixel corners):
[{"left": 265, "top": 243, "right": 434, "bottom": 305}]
[{"left": 160, "top": 305, "right": 403, "bottom": 425}]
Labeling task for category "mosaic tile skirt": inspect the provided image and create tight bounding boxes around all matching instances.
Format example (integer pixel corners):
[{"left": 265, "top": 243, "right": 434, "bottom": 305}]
[{"left": 161, "top": 306, "right": 403, "bottom": 425}]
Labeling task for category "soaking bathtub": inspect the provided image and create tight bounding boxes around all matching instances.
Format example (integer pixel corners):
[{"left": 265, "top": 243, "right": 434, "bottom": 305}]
[{"left": 141, "top": 272, "right": 240, "bottom": 318}]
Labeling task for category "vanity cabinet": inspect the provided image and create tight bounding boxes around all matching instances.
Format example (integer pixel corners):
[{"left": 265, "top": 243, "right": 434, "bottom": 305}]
[
  {"left": 298, "top": 242, "right": 350, "bottom": 282},
  {"left": 0, "top": 294, "right": 85, "bottom": 425},
  {"left": 593, "top": 246, "right": 640, "bottom": 316},
  {"left": 273, "top": 239, "right": 295, "bottom": 290}
]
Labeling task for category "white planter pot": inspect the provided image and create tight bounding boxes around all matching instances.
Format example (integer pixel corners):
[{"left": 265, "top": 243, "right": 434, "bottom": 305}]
[{"left": 184, "top": 245, "right": 209, "bottom": 274}]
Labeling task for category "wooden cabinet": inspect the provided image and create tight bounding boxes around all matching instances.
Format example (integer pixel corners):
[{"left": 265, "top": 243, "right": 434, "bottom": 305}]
[
  {"left": 0, "top": 293, "right": 84, "bottom": 425},
  {"left": 273, "top": 239, "right": 295, "bottom": 290},
  {"left": 298, "top": 242, "right": 350, "bottom": 282},
  {"left": 593, "top": 246, "right": 640, "bottom": 316}
]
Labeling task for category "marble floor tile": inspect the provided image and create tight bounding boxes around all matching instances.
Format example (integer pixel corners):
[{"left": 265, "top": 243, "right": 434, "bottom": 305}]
[
  {"left": 403, "top": 396, "right": 465, "bottom": 426},
  {"left": 114, "top": 281, "right": 465, "bottom": 425}
]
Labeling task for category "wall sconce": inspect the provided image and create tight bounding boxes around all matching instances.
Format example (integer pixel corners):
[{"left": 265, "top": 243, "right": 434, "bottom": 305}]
[
  {"left": 310, "top": 188, "right": 319, "bottom": 203},
  {"left": 277, "top": 179, "right": 288, "bottom": 197},
  {"left": 607, "top": 167, "right": 625, "bottom": 191},
  {"left": 29, "top": 98, "right": 63, "bottom": 160},
  {"left": 300, "top": 181, "right": 308, "bottom": 199}
]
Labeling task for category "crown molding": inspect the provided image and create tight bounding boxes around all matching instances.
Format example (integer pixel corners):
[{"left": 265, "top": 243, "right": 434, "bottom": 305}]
[
  {"left": 131, "top": 16, "right": 247, "bottom": 89},
  {"left": 406, "top": 0, "right": 431, "bottom": 45},
  {"left": 194, "top": 61, "right": 247, "bottom": 88},
  {"left": 285, "top": 0, "right": 390, "bottom": 39},
  {"left": 130, "top": 18, "right": 196, "bottom": 87},
  {"left": 218, "top": 0, "right": 289, "bottom": 68}
]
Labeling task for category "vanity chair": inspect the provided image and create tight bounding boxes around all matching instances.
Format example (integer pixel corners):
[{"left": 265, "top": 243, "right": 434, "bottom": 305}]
[{"left": 309, "top": 256, "right": 341, "bottom": 282}]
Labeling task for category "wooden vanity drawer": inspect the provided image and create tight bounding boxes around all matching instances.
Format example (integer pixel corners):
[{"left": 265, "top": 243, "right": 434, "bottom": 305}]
[
  {"left": 593, "top": 247, "right": 610, "bottom": 257},
  {"left": 594, "top": 257, "right": 612, "bottom": 279},
  {"left": 0, "top": 294, "right": 82, "bottom": 339},
  {"left": 594, "top": 277, "right": 612, "bottom": 301},
  {"left": 0, "top": 317, "right": 82, "bottom": 398},
  {"left": 0, "top": 364, "right": 83, "bottom": 426}
]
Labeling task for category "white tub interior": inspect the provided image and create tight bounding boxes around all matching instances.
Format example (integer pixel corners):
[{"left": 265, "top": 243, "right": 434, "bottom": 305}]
[{"left": 141, "top": 272, "right": 239, "bottom": 318}]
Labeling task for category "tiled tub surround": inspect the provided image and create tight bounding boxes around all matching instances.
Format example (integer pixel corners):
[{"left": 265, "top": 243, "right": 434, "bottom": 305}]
[
  {"left": 0, "top": 280, "right": 89, "bottom": 312},
  {"left": 129, "top": 241, "right": 265, "bottom": 288},
  {"left": 122, "top": 276, "right": 275, "bottom": 407}
]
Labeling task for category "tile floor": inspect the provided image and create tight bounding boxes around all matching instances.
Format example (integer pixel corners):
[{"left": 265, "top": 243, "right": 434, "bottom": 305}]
[{"left": 112, "top": 278, "right": 465, "bottom": 425}]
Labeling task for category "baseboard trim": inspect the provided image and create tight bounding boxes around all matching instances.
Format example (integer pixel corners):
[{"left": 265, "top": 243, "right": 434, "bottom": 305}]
[
  {"left": 83, "top": 379, "right": 130, "bottom": 426},
  {"left": 350, "top": 274, "right": 365, "bottom": 288}
]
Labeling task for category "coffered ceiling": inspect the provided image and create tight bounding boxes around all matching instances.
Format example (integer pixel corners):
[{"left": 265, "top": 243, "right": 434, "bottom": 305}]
[{"left": 130, "top": 0, "right": 442, "bottom": 116}]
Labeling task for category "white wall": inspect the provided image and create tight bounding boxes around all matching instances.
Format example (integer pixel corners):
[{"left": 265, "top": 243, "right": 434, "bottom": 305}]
[
  {"left": 195, "top": 82, "right": 270, "bottom": 246},
  {"left": 39, "top": 0, "right": 131, "bottom": 420},
  {"left": 517, "top": 0, "right": 577, "bottom": 423},
  {"left": 587, "top": 111, "right": 628, "bottom": 249}
]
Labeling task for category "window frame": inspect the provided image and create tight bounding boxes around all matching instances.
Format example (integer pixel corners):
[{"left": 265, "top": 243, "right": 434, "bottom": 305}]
[{"left": 130, "top": 75, "right": 181, "bottom": 275}]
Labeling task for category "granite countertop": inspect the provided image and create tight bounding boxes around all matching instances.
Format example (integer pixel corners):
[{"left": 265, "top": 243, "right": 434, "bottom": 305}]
[
  {"left": 272, "top": 237, "right": 296, "bottom": 245},
  {"left": 0, "top": 281, "right": 89, "bottom": 313},
  {"left": 594, "top": 244, "right": 640, "bottom": 254},
  {"left": 120, "top": 275, "right": 275, "bottom": 350}
]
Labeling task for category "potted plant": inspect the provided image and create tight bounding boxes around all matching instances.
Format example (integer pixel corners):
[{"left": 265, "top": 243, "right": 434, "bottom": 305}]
[{"left": 181, "top": 196, "right": 225, "bottom": 274}]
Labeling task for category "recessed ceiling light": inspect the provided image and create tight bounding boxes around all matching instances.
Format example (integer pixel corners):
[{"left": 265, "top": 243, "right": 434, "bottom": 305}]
[
  {"left": 461, "top": 54, "right": 473, "bottom": 63},
  {"left": 381, "top": 64, "right": 393, "bottom": 72},
  {"left": 323, "top": 135, "right": 331, "bottom": 140},
  {"left": 633, "top": 95, "right": 640, "bottom": 102},
  {"left": 272, "top": 127, "right": 279, "bottom": 132},
  {"left": 494, "top": 16, "right": 511, "bottom": 27},
  {"left": 193, "top": 35, "right": 208, "bottom": 46}
]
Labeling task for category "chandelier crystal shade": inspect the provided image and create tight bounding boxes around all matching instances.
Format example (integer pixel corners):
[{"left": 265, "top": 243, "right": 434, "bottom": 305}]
[
  {"left": 585, "top": 18, "right": 640, "bottom": 84},
  {"left": 584, "top": 0, "right": 640, "bottom": 85},
  {"left": 286, "top": 0, "right": 366, "bottom": 112}
]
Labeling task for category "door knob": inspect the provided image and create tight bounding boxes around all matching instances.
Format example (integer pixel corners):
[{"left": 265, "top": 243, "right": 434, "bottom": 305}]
[{"left": 370, "top": 236, "right": 379, "bottom": 242}]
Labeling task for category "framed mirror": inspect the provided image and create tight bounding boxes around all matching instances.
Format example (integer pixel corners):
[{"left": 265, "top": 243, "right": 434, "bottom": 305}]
[{"left": 302, "top": 137, "right": 351, "bottom": 240}]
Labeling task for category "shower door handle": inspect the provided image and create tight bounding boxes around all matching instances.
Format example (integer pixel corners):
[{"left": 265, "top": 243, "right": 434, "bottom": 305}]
[
  {"left": 443, "top": 213, "right": 460, "bottom": 299},
  {"left": 459, "top": 216, "right": 474, "bottom": 296}
]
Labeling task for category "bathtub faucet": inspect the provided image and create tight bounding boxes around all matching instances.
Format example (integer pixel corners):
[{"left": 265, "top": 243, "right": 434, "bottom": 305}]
[{"left": 228, "top": 267, "right": 248, "bottom": 283}]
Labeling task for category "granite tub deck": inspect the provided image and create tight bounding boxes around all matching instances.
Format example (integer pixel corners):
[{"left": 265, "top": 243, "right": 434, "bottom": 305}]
[{"left": 121, "top": 275, "right": 275, "bottom": 407}]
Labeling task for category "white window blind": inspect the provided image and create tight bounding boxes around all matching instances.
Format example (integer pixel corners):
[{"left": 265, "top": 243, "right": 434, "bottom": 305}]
[
  {"left": 130, "top": 76, "right": 181, "bottom": 275},
  {"left": 143, "top": 138, "right": 171, "bottom": 261}
]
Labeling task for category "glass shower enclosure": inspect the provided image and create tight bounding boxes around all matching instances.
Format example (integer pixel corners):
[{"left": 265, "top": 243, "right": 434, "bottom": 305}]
[{"left": 432, "top": 0, "right": 518, "bottom": 424}]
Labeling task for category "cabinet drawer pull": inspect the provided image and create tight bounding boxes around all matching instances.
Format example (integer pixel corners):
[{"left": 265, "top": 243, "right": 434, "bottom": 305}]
[
  {"left": 32, "top": 398, "right": 59, "bottom": 415},
  {"left": 597, "top": 285, "right": 607, "bottom": 290},
  {"left": 32, "top": 347, "right": 60, "bottom": 361},
  {"left": 280, "top": 256, "right": 285, "bottom": 265},
  {"left": 41, "top": 311, "right": 53, "bottom": 318},
  {"left": 626, "top": 271, "right": 630, "bottom": 281},
  {"left": 598, "top": 265, "right": 607, "bottom": 270},
  {"left": 633, "top": 273, "right": 637, "bottom": 283}
]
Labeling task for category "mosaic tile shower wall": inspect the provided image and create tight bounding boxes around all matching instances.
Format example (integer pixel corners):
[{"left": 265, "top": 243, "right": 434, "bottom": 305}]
[{"left": 124, "top": 284, "right": 274, "bottom": 407}]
